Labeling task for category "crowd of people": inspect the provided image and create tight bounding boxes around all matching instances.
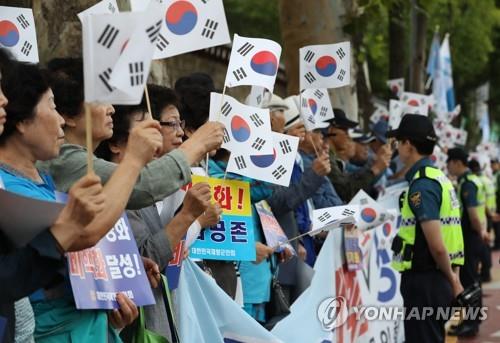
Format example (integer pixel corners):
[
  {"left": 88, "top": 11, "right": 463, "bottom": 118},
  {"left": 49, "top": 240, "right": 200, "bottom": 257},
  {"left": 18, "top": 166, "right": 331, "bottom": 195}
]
[{"left": 0, "top": 42, "right": 499, "bottom": 343}]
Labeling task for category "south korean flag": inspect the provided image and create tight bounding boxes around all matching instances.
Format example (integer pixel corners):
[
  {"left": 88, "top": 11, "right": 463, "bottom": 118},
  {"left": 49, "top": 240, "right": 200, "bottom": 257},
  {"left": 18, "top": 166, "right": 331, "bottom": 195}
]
[
  {"left": 224, "top": 34, "right": 282, "bottom": 92},
  {"left": 386, "top": 78, "right": 404, "bottom": 98},
  {"left": 209, "top": 92, "right": 273, "bottom": 155},
  {"left": 349, "top": 190, "right": 395, "bottom": 231},
  {"left": 388, "top": 100, "right": 404, "bottom": 129},
  {"left": 299, "top": 88, "right": 334, "bottom": 131},
  {"left": 370, "top": 104, "right": 389, "bottom": 124},
  {"left": 299, "top": 41, "right": 350, "bottom": 91},
  {"left": 312, "top": 205, "right": 360, "bottom": 233},
  {"left": 227, "top": 132, "right": 299, "bottom": 187},
  {"left": 130, "top": 0, "right": 230, "bottom": 60},
  {"left": 245, "top": 86, "right": 271, "bottom": 108},
  {"left": 81, "top": 10, "right": 143, "bottom": 104},
  {"left": 109, "top": 0, "right": 166, "bottom": 98},
  {"left": 0, "top": 6, "right": 39, "bottom": 63},
  {"left": 400, "top": 91, "right": 432, "bottom": 109}
]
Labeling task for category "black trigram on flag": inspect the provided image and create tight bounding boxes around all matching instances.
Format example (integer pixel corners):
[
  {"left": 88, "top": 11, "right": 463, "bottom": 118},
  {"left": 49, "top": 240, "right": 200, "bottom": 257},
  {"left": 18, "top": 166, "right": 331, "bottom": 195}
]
[
  {"left": 98, "top": 24, "right": 119, "bottom": 49},
  {"left": 306, "top": 115, "right": 315, "bottom": 126},
  {"left": 20, "top": 41, "right": 32, "bottom": 56},
  {"left": 201, "top": 19, "right": 218, "bottom": 39},
  {"left": 232, "top": 67, "right": 247, "bottom": 81},
  {"left": 336, "top": 47, "right": 346, "bottom": 60},
  {"left": 156, "top": 34, "right": 169, "bottom": 51},
  {"left": 314, "top": 89, "right": 324, "bottom": 99},
  {"left": 272, "top": 165, "right": 287, "bottom": 180},
  {"left": 146, "top": 20, "right": 162, "bottom": 43},
  {"left": 303, "top": 50, "right": 315, "bottom": 63},
  {"left": 223, "top": 128, "right": 230, "bottom": 143},
  {"left": 237, "top": 42, "right": 254, "bottom": 56},
  {"left": 256, "top": 95, "right": 262, "bottom": 104},
  {"left": 304, "top": 72, "right": 316, "bottom": 84},
  {"left": 16, "top": 14, "right": 29, "bottom": 29},
  {"left": 279, "top": 140, "right": 292, "bottom": 154},
  {"left": 318, "top": 212, "right": 332, "bottom": 223},
  {"left": 360, "top": 198, "right": 368, "bottom": 205},
  {"left": 319, "top": 106, "right": 328, "bottom": 117},
  {"left": 235, "top": 155, "right": 247, "bottom": 170},
  {"left": 301, "top": 97, "right": 307, "bottom": 108},
  {"left": 98, "top": 68, "right": 114, "bottom": 92},
  {"left": 221, "top": 102, "right": 232, "bottom": 117},
  {"left": 342, "top": 208, "right": 356, "bottom": 216},
  {"left": 251, "top": 137, "right": 266, "bottom": 151},
  {"left": 337, "top": 69, "right": 346, "bottom": 82},
  {"left": 129, "top": 62, "right": 144, "bottom": 87},
  {"left": 249, "top": 113, "right": 264, "bottom": 127}
]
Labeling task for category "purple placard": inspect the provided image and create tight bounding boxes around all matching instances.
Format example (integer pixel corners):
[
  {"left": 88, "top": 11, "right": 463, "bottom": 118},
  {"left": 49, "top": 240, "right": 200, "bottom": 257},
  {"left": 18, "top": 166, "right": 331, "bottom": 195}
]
[
  {"left": 67, "top": 214, "right": 155, "bottom": 309},
  {"left": 0, "top": 316, "right": 5, "bottom": 342}
]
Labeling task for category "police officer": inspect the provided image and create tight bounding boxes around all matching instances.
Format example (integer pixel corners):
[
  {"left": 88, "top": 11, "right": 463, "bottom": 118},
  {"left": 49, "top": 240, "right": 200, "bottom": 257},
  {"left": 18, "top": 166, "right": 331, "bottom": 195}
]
[
  {"left": 447, "top": 148, "right": 488, "bottom": 337},
  {"left": 388, "top": 115, "right": 464, "bottom": 343}
]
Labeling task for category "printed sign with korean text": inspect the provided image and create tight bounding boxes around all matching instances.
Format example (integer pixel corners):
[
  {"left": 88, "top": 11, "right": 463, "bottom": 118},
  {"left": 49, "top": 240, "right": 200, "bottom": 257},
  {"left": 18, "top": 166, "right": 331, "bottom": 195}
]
[
  {"left": 68, "top": 214, "right": 155, "bottom": 309},
  {"left": 189, "top": 175, "right": 256, "bottom": 261}
]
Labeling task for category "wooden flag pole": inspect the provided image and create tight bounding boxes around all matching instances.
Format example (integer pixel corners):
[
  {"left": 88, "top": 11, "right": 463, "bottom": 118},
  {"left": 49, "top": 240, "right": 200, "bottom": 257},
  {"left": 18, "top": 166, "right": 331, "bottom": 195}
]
[
  {"left": 85, "top": 103, "right": 94, "bottom": 174},
  {"left": 144, "top": 84, "right": 153, "bottom": 120}
]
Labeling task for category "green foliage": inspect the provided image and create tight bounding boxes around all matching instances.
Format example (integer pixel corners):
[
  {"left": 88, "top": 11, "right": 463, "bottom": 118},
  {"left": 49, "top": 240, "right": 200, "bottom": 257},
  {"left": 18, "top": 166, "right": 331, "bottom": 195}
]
[{"left": 223, "top": 0, "right": 281, "bottom": 42}]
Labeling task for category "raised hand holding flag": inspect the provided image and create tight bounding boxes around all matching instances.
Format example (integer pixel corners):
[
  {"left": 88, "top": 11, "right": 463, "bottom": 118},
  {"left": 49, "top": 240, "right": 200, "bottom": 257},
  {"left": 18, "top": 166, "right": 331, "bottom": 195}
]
[
  {"left": 224, "top": 34, "right": 282, "bottom": 92},
  {"left": 0, "top": 6, "right": 39, "bottom": 62},
  {"left": 299, "top": 41, "right": 350, "bottom": 91}
]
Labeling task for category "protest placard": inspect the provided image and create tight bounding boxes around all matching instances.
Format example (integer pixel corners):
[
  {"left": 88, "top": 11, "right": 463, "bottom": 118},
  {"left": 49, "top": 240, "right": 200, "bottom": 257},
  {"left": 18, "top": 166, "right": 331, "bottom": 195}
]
[
  {"left": 189, "top": 175, "right": 256, "bottom": 261},
  {"left": 68, "top": 214, "right": 155, "bottom": 309},
  {"left": 255, "top": 200, "right": 294, "bottom": 253}
]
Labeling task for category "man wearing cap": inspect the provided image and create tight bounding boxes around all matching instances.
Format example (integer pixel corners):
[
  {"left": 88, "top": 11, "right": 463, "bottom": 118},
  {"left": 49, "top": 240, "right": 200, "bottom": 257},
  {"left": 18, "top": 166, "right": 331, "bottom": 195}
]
[
  {"left": 447, "top": 148, "right": 488, "bottom": 337},
  {"left": 324, "top": 108, "right": 390, "bottom": 202},
  {"left": 388, "top": 115, "right": 464, "bottom": 343}
]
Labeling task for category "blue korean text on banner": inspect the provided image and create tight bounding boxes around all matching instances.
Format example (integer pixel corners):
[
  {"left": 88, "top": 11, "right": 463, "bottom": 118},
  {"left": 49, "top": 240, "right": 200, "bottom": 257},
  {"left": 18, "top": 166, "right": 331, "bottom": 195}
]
[{"left": 67, "top": 213, "right": 156, "bottom": 309}]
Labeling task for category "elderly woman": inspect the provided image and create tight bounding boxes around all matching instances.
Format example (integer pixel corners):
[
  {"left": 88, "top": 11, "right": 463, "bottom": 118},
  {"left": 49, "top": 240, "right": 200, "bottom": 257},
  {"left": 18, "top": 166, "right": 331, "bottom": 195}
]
[
  {"left": 95, "top": 86, "right": 221, "bottom": 341},
  {"left": 39, "top": 58, "right": 224, "bottom": 210},
  {"left": 0, "top": 49, "right": 111, "bottom": 343},
  {"left": 0, "top": 60, "right": 161, "bottom": 342}
]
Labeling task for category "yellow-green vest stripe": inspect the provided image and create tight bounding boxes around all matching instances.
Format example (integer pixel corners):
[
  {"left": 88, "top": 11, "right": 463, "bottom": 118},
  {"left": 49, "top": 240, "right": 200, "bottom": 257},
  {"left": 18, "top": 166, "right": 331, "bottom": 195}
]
[
  {"left": 458, "top": 173, "right": 487, "bottom": 225},
  {"left": 480, "top": 175, "right": 496, "bottom": 213},
  {"left": 392, "top": 167, "right": 464, "bottom": 272}
]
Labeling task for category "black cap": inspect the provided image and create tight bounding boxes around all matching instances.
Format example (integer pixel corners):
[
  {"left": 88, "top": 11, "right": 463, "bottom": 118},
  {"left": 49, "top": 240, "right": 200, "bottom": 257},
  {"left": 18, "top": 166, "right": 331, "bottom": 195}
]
[
  {"left": 386, "top": 114, "right": 437, "bottom": 143},
  {"left": 468, "top": 159, "right": 481, "bottom": 172},
  {"left": 325, "top": 108, "right": 358, "bottom": 129},
  {"left": 447, "top": 147, "right": 468, "bottom": 164}
]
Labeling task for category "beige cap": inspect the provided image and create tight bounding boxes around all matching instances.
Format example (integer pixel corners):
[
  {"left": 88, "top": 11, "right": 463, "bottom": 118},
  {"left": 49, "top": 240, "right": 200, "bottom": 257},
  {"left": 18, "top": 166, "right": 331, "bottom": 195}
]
[
  {"left": 265, "top": 94, "right": 289, "bottom": 112},
  {"left": 283, "top": 96, "right": 303, "bottom": 130}
]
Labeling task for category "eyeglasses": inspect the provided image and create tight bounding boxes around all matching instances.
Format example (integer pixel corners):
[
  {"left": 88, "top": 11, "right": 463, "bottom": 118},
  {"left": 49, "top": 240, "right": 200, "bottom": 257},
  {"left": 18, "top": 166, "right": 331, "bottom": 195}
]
[{"left": 159, "top": 120, "right": 185, "bottom": 131}]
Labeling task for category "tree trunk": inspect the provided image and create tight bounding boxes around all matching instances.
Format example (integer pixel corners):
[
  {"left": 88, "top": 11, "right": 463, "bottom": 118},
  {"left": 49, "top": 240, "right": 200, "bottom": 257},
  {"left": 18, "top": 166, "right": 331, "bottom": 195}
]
[
  {"left": 278, "top": 0, "right": 358, "bottom": 120},
  {"left": 409, "top": 0, "right": 427, "bottom": 93},
  {"left": 388, "top": 0, "right": 406, "bottom": 79}
]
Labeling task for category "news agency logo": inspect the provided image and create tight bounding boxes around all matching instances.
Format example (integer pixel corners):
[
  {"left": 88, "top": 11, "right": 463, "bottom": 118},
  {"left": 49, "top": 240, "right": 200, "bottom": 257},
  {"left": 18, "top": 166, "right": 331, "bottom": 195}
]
[{"left": 317, "top": 296, "right": 349, "bottom": 331}]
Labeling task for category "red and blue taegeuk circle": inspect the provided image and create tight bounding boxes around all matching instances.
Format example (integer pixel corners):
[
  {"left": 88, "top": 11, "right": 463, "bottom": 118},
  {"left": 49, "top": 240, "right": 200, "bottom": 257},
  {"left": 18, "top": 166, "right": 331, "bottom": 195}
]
[
  {"left": 361, "top": 207, "right": 377, "bottom": 223},
  {"left": 250, "top": 51, "right": 278, "bottom": 76},
  {"left": 382, "top": 222, "right": 392, "bottom": 237},
  {"left": 308, "top": 98, "right": 318, "bottom": 114},
  {"left": 165, "top": 1, "right": 198, "bottom": 35},
  {"left": 250, "top": 148, "right": 277, "bottom": 168},
  {"left": 0, "top": 20, "right": 20, "bottom": 47},
  {"left": 315, "top": 55, "right": 337, "bottom": 77},
  {"left": 230, "top": 115, "right": 251, "bottom": 142}
]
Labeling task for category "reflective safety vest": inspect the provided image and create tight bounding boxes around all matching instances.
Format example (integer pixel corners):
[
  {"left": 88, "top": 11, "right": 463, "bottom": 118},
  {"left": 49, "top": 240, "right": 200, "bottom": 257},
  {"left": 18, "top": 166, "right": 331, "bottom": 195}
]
[
  {"left": 458, "top": 173, "right": 487, "bottom": 225},
  {"left": 480, "top": 175, "right": 497, "bottom": 213},
  {"left": 392, "top": 166, "right": 464, "bottom": 272}
]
